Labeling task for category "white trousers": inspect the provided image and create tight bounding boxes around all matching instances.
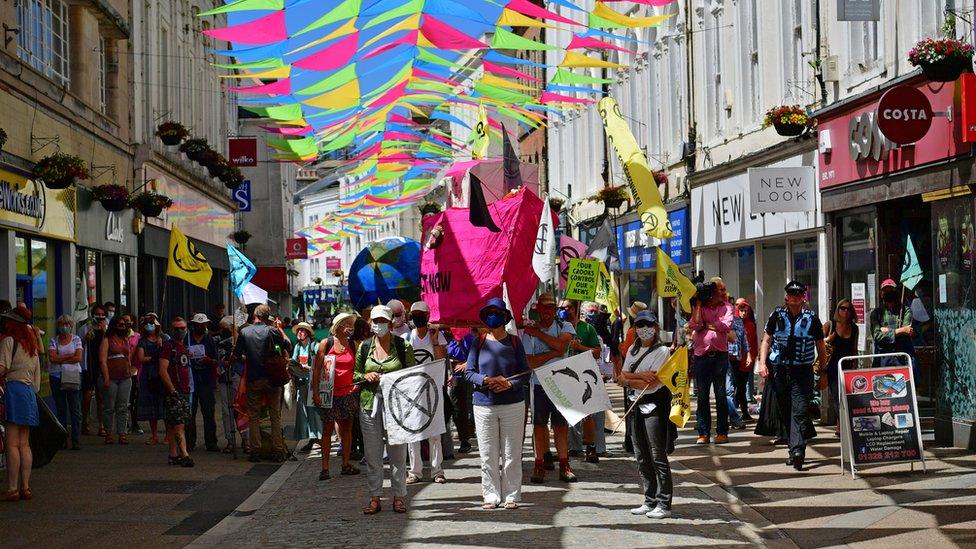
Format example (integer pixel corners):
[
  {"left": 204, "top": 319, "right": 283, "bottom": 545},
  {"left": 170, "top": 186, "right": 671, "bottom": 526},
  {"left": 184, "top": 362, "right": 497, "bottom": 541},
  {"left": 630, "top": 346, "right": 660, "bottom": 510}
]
[
  {"left": 473, "top": 403, "right": 524, "bottom": 505},
  {"left": 408, "top": 435, "right": 444, "bottom": 477}
]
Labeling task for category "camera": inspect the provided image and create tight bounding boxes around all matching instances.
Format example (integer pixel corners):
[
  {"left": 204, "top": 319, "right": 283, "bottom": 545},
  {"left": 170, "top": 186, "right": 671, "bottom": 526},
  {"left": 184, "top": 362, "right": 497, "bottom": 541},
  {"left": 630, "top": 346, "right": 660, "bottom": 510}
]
[{"left": 695, "top": 281, "right": 717, "bottom": 305}]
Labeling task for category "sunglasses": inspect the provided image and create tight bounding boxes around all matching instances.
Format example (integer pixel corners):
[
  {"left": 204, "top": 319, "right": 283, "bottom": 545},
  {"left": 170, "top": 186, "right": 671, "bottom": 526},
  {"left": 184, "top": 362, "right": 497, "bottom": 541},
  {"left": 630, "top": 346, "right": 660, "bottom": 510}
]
[
  {"left": 93, "top": 316, "right": 106, "bottom": 321},
  {"left": 839, "top": 305, "right": 853, "bottom": 311}
]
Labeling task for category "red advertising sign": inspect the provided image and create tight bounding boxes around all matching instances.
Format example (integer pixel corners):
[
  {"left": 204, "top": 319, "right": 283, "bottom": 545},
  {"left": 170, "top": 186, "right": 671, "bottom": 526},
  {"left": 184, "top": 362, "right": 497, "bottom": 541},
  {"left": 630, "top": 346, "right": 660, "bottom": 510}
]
[
  {"left": 286, "top": 238, "right": 308, "bottom": 260},
  {"left": 841, "top": 366, "right": 923, "bottom": 466},
  {"left": 228, "top": 138, "right": 257, "bottom": 167},
  {"left": 325, "top": 257, "right": 341, "bottom": 270},
  {"left": 876, "top": 86, "right": 934, "bottom": 145},
  {"left": 818, "top": 77, "right": 966, "bottom": 189}
]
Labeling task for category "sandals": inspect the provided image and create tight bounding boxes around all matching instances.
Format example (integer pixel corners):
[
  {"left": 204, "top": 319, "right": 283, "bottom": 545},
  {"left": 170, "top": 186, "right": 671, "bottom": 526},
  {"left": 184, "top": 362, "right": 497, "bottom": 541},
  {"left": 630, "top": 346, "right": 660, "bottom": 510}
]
[
  {"left": 146, "top": 436, "right": 159, "bottom": 446},
  {"left": 104, "top": 435, "right": 115, "bottom": 445},
  {"left": 118, "top": 435, "right": 129, "bottom": 446},
  {"left": 363, "top": 499, "right": 382, "bottom": 515},
  {"left": 482, "top": 502, "right": 497, "bottom": 510},
  {"left": 19, "top": 488, "right": 32, "bottom": 501},
  {"left": 504, "top": 502, "right": 518, "bottom": 510},
  {"left": 319, "top": 470, "right": 331, "bottom": 481},
  {"left": 393, "top": 498, "right": 407, "bottom": 514},
  {"left": 341, "top": 464, "right": 361, "bottom": 476},
  {"left": 1, "top": 490, "right": 20, "bottom": 502}
]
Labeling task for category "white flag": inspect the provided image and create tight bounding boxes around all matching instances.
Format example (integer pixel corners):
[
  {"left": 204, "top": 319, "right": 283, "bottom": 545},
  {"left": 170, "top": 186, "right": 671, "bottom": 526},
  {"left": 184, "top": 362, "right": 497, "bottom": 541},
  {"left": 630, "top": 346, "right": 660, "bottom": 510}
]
[
  {"left": 535, "top": 352, "right": 612, "bottom": 427},
  {"left": 240, "top": 282, "right": 268, "bottom": 305},
  {"left": 379, "top": 360, "right": 448, "bottom": 445},
  {"left": 533, "top": 193, "right": 555, "bottom": 283},
  {"left": 502, "top": 282, "right": 518, "bottom": 336}
]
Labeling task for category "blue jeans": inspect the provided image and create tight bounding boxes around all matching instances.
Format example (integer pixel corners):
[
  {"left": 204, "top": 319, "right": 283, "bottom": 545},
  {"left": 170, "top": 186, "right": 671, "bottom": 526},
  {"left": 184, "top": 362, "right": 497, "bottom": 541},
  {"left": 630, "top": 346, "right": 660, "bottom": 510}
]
[
  {"left": 51, "top": 376, "right": 82, "bottom": 446},
  {"left": 694, "top": 353, "right": 729, "bottom": 437},
  {"left": 569, "top": 411, "right": 607, "bottom": 454},
  {"left": 726, "top": 365, "right": 742, "bottom": 426}
]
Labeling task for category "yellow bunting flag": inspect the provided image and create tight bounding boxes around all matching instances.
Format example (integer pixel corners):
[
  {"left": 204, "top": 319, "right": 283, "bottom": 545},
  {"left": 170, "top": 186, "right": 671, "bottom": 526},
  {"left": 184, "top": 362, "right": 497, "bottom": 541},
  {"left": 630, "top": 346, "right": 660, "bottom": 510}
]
[
  {"left": 656, "top": 347, "right": 691, "bottom": 428},
  {"left": 656, "top": 246, "right": 696, "bottom": 313},
  {"left": 166, "top": 225, "right": 213, "bottom": 289},
  {"left": 471, "top": 104, "right": 490, "bottom": 160},
  {"left": 598, "top": 97, "right": 672, "bottom": 240}
]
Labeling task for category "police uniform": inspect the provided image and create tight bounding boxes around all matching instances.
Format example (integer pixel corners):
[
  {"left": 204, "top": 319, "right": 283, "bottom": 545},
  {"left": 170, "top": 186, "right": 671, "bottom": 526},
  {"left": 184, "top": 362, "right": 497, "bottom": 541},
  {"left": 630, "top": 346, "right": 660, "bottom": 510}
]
[{"left": 764, "top": 281, "right": 824, "bottom": 467}]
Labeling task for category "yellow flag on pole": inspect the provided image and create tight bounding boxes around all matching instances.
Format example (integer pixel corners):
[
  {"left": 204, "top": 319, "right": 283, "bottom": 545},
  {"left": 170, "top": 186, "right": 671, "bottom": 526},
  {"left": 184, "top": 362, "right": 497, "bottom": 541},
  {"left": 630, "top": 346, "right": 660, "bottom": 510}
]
[
  {"left": 595, "top": 262, "right": 619, "bottom": 314},
  {"left": 166, "top": 225, "right": 213, "bottom": 289},
  {"left": 656, "top": 246, "right": 697, "bottom": 313},
  {"left": 657, "top": 347, "right": 691, "bottom": 428},
  {"left": 598, "top": 97, "right": 672, "bottom": 240},
  {"left": 471, "top": 104, "right": 489, "bottom": 160}
]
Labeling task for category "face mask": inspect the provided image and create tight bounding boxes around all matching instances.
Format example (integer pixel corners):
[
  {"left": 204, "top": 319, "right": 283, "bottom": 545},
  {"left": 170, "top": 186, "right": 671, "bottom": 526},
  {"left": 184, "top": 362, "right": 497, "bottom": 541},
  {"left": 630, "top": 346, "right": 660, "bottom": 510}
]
[
  {"left": 636, "top": 327, "right": 657, "bottom": 341},
  {"left": 484, "top": 312, "right": 506, "bottom": 329},
  {"left": 584, "top": 312, "right": 598, "bottom": 324},
  {"left": 411, "top": 313, "right": 429, "bottom": 328},
  {"left": 106, "top": 312, "right": 115, "bottom": 322},
  {"left": 145, "top": 324, "right": 156, "bottom": 333},
  {"left": 193, "top": 326, "right": 206, "bottom": 335},
  {"left": 556, "top": 309, "right": 571, "bottom": 321},
  {"left": 172, "top": 329, "right": 187, "bottom": 340},
  {"left": 371, "top": 323, "right": 390, "bottom": 337},
  {"left": 58, "top": 325, "right": 71, "bottom": 335}
]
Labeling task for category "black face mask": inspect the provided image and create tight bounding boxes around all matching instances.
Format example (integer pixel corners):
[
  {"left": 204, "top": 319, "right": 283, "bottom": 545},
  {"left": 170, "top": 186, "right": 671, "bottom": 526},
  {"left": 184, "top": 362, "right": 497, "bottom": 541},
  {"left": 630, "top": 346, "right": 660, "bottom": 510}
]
[
  {"left": 411, "top": 313, "right": 429, "bottom": 328},
  {"left": 193, "top": 327, "right": 206, "bottom": 336}
]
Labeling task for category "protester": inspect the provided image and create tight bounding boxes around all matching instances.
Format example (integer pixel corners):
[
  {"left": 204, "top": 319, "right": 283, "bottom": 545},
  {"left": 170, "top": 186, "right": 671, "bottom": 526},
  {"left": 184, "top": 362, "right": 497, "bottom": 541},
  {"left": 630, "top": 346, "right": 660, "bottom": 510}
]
[
  {"left": 465, "top": 298, "right": 529, "bottom": 510},
  {"left": 386, "top": 299, "right": 410, "bottom": 337},
  {"left": 1, "top": 304, "right": 41, "bottom": 502},
  {"left": 618, "top": 311, "right": 674, "bottom": 519},
  {"left": 735, "top": 299, "right": 759, "bottom": 403},
  {"left": 405, "top": 300, "right": 449, "bottom": 484},
  {"left": 120, "top": 313, "right": 143, "bottom": 436},
  {"left": 870, "top": 279, "right": 916, "bottom": 371},
  {"left": 522, "top": 293, "right": 576, "bottom": 483},
  {"left": 758, "top": 281, "right": 828, "bottom": 471},
  {"left": 448, "top": 328, "right": 478, "bottom": 455},
  {"left": 99, "top": 316, "right": 133, "bottom": 445},
  {"left": 561, "top": 300, "right": 604, "bottom": 463},
  {"left": 81, "top": 304, "right": 108, "bottom": 436},
  {"left": 135, "top": 314, "right": 166, "bottom": 446},
  {"left": 234, "top": 304, "right": 291, "bottom": 463},
  {"left": 186, "top": 314, "right": 219, "bottom": 452},
  {"left": 47, "top": 315, "right": 83, "bottom": 450},
  {"left": 159, "top": 317, "right": 194, "bottom": 467},
  {"left": 291, "top": 321, "right": 322, "bottom": 452},
  {"left": 824, "top": 299, "right": 859, "bottom": 435},
  {"left": 355, "top": 305, "right": 416, "bottom": 514},
  {"left": 726, "top": 305, "right": 751, "bottom": 428},
  {"left": 688, "top": 278, "right": 734, "bottom": 444},
  {"left": 313, "top": 313, "right": 361, "bottom": 480},
  {"left": 215, "top": 316, "right": 243, "bottom": 453}
]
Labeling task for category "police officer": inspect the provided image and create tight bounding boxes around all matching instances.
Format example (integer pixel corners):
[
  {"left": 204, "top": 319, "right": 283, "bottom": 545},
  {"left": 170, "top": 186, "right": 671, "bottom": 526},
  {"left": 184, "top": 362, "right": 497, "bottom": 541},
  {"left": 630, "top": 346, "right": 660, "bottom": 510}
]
[{"left": 757, "top": 281, "right": 828, "bottom": 471}]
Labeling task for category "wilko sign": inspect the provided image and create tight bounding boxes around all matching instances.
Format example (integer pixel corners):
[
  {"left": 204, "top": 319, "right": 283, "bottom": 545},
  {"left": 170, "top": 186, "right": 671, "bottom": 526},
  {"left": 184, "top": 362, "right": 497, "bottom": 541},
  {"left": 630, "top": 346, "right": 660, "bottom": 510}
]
[
  {"left": 286, "top": 238, "right": 308, "bottom": 259},
  {"left": 877, "top": 86, "right": 934, "bottom": 145},
  {"left": 228, "top": 138, "right": 257, "bottom": 167}
]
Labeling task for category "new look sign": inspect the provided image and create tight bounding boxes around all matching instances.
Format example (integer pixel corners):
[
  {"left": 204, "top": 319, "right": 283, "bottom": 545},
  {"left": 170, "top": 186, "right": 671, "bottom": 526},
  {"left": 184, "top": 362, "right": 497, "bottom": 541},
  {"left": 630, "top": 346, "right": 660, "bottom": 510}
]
[{"left": 748, "top": 167, "right": 816, "bottom": 214}]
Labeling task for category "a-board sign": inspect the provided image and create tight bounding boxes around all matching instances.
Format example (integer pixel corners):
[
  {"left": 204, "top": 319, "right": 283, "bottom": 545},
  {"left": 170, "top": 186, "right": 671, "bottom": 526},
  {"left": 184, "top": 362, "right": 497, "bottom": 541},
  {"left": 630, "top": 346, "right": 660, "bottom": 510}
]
[{"left": 840, "top": 364, "right": 924, "bottom": 469}]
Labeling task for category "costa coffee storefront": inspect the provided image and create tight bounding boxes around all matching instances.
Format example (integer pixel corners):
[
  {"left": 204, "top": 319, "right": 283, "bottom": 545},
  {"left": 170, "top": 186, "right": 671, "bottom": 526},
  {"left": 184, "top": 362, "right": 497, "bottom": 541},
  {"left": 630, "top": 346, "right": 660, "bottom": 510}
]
[{"left": 816, "top": 74, "right": 976, "bottom": 450}]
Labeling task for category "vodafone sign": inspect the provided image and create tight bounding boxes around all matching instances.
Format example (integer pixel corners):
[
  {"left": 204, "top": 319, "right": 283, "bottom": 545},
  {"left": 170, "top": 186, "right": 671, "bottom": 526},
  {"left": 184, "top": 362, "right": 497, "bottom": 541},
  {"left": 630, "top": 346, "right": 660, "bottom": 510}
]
[
  {"left": 877, "top": 86, "right": 934, "bottom": 145},
  {"left": 286, "top": 238, "right": 308, "bottom": 260}
]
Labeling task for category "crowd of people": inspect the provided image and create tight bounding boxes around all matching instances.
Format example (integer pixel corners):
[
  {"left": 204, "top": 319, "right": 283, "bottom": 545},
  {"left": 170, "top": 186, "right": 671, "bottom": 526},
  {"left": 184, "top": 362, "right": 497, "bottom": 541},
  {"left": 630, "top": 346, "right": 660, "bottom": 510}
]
[{"left": 0, "top": 274, "right": 923, "bottom": 514}]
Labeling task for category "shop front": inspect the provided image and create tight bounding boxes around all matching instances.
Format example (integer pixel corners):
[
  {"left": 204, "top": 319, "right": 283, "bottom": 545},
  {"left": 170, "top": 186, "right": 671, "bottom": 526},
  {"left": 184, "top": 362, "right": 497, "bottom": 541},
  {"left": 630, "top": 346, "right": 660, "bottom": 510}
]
[
  {"left": 691, "top": 150, "right": 825, "bottom": 325},
  {"left": 816, "top": 75, "right": 975, "bottom": 449},
  {"left": 74, "top": 190, "right": 139, "bottom": 318}
]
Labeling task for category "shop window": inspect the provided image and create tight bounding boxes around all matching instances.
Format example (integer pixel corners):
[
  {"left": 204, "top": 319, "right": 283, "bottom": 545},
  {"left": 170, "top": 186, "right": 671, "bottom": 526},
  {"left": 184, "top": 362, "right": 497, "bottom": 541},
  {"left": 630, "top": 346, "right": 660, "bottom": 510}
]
[
  {"left": 761, "top": 243, "right": 787, "bottom": 320},
  {"left": 720, "top": 246, "right": 755, "bottom": 306},
  {"left": 119, "top": 256, "right": 131, "bottom": 311},
  {"left": 15, "top": 0, "right": 71, "bottom": 86},
  {"left": 838, "top": 211, "right": 876, "bottom": 309}
]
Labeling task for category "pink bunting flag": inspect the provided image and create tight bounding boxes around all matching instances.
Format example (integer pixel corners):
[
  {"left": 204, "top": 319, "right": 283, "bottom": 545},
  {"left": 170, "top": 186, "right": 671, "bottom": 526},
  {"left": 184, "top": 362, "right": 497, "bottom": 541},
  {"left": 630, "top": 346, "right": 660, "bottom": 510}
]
[
  {"left": 367, "top": 79, "right": 410, "bottom": 108},
  {"left": 293, "top": 33, "right": 359, "bottom": 71},
  {"left": 203, "top": 10, "right": 287, "bottom": 46},
  {"left": 261, "top": 125, "right": 313, "bottom": 135},
  {"left": 483, "top": 61, "right": 541, "bottom": 82},
  {"left": 505, "top": 0, "right": 583, "bottom": 27},
  {"left": 540, "top": 91, "right": 595, "bottom": 104},
  {"left": 567, "top": 35, "right": 635, "bottom": 54},
  {"left": 420, "top": 16, "right": 488, "bottom": 50},
  {"left": 227, "top": 78, "right": 292, "bottom": 95}
]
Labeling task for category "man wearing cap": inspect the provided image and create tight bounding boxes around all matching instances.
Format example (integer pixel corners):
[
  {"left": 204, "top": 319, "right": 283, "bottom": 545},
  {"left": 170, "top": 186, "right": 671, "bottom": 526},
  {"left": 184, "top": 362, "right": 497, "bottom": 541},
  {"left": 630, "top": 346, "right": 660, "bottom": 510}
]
[
  {"left": 405, "top": 300, "right": 450, "bottom": 484},
  {"left": 870, "top": 279, "right": 915, "bottom": 369},
  {"left": 521, "top": 292, "right": 576, "bottom": 483},
  {"left": 687, "top": 278, "right": 735, "bottom": 445},
  {"left": 186, "top": 313, "right": 219, "bottom": 452},
  {"left": 758, "top": 281, "right": 828, "bottom": 471}
]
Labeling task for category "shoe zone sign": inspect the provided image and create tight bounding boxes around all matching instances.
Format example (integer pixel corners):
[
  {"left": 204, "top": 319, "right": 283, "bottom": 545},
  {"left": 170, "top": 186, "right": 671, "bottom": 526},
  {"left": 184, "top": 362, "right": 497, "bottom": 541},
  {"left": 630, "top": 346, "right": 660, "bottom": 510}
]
[{"left": 748, "top": 167, "right": 816, "bottom": 214}]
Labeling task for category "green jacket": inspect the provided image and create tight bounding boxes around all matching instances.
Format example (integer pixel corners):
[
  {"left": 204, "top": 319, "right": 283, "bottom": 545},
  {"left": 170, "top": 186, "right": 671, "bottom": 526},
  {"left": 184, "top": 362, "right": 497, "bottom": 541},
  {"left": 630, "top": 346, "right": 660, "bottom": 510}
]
[{"left": 353, "top": 335, "right": 416, "bottom": 411}]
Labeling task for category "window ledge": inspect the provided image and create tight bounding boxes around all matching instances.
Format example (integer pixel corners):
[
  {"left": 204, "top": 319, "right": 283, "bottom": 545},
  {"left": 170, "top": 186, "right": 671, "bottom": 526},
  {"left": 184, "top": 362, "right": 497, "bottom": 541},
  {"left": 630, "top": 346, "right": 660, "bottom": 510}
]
[{"left": 71, "top": 0, "right": 130, "bottom": 39}]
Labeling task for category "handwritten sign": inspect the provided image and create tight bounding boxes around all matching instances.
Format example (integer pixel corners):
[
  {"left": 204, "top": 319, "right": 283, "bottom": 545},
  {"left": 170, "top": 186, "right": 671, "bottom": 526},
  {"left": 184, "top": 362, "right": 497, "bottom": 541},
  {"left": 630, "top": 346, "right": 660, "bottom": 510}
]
[{"left": 565, "top": 258, "right": 599, "bottom": 301}]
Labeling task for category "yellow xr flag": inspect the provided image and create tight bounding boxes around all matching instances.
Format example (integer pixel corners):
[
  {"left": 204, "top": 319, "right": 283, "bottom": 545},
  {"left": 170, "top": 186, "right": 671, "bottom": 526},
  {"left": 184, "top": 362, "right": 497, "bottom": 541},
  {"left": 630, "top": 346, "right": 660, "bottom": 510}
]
[
  {"left": 657, "top": 347, "right": 691, "bottom": 428},
  {"left": 598, "top": 97, "right": 672, "bottom": 240},
  {"left": 166, "top": 225, "right": 213, "bottom": 289},
  {"left": 656, "top": 246, "right": 696, "bottom": 313},
  {"left": 595, "top": 262, "right": 619, "bottom": 314},
  {"left": 471, "top": 104, "right": 490, "bottom": 160}
]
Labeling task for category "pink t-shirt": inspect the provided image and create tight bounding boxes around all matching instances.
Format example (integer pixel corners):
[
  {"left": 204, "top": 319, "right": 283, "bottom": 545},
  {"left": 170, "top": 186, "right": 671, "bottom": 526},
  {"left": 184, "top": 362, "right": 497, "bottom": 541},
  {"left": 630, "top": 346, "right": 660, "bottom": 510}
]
[{"left": 689, "top": 302, "right": 735, "bottom": 357}]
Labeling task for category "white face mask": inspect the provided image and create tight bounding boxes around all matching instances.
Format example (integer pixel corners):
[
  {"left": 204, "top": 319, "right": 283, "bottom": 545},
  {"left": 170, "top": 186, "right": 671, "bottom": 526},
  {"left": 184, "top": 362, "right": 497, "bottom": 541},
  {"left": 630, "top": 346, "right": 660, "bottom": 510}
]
[
  {"left": 371, "top": 323, "right": 390, "bottom": 337},
  {"left": 636, "top": 327, "right": 657, "bottom": 341}
]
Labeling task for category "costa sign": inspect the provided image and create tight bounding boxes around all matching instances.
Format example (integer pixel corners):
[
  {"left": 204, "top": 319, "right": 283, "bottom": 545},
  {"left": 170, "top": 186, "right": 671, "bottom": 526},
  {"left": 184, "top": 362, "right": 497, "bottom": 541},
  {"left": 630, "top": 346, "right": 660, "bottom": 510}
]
[{"left": 876, "top": 86, "right": 934, "bottom": 145}]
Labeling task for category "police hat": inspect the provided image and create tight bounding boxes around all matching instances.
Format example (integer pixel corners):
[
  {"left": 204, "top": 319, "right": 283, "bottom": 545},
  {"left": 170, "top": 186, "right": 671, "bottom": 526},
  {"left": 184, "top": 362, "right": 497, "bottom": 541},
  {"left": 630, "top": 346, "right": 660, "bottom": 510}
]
[{"left": 785, "top": 280, "right": 807, "bottom": 294}]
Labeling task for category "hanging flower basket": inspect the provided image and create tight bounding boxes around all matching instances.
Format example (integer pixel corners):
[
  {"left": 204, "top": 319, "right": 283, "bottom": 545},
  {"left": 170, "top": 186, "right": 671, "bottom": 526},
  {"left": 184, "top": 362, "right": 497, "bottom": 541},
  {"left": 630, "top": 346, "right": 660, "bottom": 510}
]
[
  {"left": 129, "top": 191, "right": 173, "bottom": 218},
  {"left": 909, "top": 38, "right": 975, "bottom": 82},
  {"left": 33, "top": 152, "right": 89, "bottom": 189},
  {"left": 588, "top": 185, "right": 629, "bottom": 209},
  {"left": 92, "top": 184, "right": 130, "bottom": 212},
  {"left": 155, "top": 122, "right": 190, "bottom": 146},
  {"left": 220, "top": 166, "right": 245, "bottom": 190},
  {"left": 231, "top": 230, "right": 251, "bottom": 244},
  {"left": 179, "top": 138, "right": 210, "bottom": 162},
  {"left": 653, "top": 171, "right": 669, "bottom": 187},
  {"left": 199, "top": 149, "right": 227, "bottom": 177},
  {"left": 418, "top": 202, "right": 442, "bottom": 216},
  {"left": 763, "top": 105, "right": 814, "bottom": 137}
]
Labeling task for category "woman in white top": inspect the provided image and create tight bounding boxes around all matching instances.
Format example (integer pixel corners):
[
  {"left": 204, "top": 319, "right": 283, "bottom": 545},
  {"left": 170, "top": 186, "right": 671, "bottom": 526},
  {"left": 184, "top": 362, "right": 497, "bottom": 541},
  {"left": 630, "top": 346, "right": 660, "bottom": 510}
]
[
  {"left": 405, "top": 300, "right": 449, "bottom": 484},
  {"left": 48, "top": 315, "right": 84, "bottom": 450},
  {"left": 617, "top": 311, "right": 674, "bottom": 520}
]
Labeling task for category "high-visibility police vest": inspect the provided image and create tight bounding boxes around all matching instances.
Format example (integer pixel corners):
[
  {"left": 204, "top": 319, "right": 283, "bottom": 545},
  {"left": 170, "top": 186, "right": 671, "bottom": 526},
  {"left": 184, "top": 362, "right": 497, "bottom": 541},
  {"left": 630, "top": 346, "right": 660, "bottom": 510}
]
[{"left": 767, "top": 307, "right": 818, "bottom": 367}]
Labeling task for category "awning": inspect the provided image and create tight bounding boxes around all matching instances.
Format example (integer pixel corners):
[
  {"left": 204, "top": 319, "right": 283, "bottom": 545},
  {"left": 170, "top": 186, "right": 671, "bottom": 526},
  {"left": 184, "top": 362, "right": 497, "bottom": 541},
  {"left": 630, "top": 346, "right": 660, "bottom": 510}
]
[{"left": 252, "top": 266, "right": 289, "bottom": 292}]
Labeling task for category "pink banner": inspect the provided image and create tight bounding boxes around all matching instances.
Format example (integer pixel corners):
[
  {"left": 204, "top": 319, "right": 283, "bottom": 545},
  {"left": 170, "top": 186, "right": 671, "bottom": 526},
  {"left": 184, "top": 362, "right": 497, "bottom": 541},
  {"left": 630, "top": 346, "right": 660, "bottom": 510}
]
[
  {"left": 559, "top": 235, "right": 589, "bottom": 290},
  {"left": 421, "top": 188, "right": 555, "bottom": 325}
]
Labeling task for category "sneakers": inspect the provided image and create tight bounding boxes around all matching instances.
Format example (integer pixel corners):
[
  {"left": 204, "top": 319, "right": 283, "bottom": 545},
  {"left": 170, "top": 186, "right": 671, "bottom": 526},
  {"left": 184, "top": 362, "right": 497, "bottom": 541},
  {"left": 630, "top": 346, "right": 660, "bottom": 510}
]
[
  {"left": 630, "top": 504, "right": 653, "bottom": 515},
  {"left": 405, "top": 473, "right": 421, "bottom": 485},
  {"left": 646, "top": 505, "right": 672, "bottom": 519},
  {"left": 695, "top": 435, "right": 710, "bottom": 445},
  {"left": 731, "top": 422, "right": 747, "bottom": 430},
  {"left": 457, "top": 443, "right": 472, "bottom": 454},
  {"left": 715, "top": 435, "right": 729, "bottom": 444},
  {"left": 559, "top": 467, "right": 578, "bottom": 483}
]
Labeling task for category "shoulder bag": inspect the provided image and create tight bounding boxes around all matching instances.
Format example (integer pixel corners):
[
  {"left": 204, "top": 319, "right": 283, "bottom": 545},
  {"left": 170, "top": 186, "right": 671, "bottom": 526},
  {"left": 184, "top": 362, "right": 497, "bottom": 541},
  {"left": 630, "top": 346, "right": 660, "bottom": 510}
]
[{"left": 264, "top": 331, "right": 291, "bottom": 388}]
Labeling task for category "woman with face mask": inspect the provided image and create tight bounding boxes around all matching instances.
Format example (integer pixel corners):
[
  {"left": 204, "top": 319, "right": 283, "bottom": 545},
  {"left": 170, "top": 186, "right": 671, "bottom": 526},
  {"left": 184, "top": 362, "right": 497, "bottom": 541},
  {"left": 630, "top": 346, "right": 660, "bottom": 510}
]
[
  {"left": 354, "top": 306, "right": 416, "bottom": 515},
  {"left": 136, "top": 314, "right": 166, "bottom": 446},
  {"left": 290, "top": 322, "right": 321, "bottom": 452},
  {"left": 464, "top": 298, "right": 530, "bottom": 510},
  {"left": 47, "top": 315, "right": 84, "bottom": 450},
  {"left": 99, "top": 316, "right": 134, "bottom": 445},
  {"left": 313, "top": 313, "right": 361, "bottom": 480},
  {"left": 616, "top": 311, "right": 675, "bottom": 520}
]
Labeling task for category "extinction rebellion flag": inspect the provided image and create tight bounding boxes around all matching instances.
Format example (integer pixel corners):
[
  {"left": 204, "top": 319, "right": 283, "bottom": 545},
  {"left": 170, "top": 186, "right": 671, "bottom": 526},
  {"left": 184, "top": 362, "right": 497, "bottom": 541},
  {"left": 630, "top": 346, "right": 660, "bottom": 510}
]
[{"left": 166, "top": 225, "right": 213, "bottom": 289}]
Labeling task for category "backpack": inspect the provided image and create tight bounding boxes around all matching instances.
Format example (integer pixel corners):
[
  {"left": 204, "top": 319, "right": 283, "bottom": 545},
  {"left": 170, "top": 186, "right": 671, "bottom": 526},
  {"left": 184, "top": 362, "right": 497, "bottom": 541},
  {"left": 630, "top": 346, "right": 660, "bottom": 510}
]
[{"left": 357, "top": 335, "right": 408, "bottom": 368}]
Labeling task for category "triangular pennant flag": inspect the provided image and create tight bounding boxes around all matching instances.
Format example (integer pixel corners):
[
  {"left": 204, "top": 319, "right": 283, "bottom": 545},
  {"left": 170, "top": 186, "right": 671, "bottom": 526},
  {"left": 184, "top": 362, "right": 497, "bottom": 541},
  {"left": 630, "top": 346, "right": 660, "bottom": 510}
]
[
  {"left": 533, "top": 194, "right": 556, "bottom": 283},
  {"left": 586, "top": 218, "right": 620, "bottom": 272},
  {"left": 900, "top": 234, "right": 923, "bottom": 291},
  {"left": 468, "top": 173, "right": 501, "bottom": 232}
]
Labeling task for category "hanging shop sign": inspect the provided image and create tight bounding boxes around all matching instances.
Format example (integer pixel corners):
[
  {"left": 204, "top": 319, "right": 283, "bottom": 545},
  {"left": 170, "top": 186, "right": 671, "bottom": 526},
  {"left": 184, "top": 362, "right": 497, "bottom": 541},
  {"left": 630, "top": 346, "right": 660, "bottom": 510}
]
[
  {"left": 325, "top": 257, "right": 341, "bottom": 270},
  {"left": 837, "top": 0, "right": 880, "bottom": 21},
  {"left": 876, "top": 86, "right": 934, "bottom": 145},
  {"left": 748, "top": 167, "right": 817, "bottom": 214},
  {"left": 233, "top": 180, "right": 252, "bottom": 212},
  {"left": 286, "top": 237, "right": 309, "bottom": 259},
  {"left": 0, "top": 167, "right": 76, "bottom": 241},
  {"left": 228, "top": 138, "right": 258, "bottom": 167}
]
